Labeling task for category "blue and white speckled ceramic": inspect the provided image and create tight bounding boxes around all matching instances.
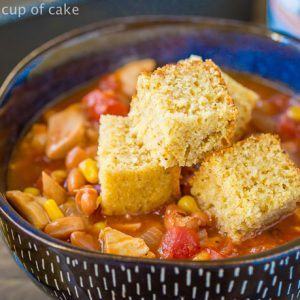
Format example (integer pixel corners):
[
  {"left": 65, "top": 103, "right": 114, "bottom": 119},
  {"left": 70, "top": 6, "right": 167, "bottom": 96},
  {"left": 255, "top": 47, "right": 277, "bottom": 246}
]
[{"left": 1, "top": 17, "right": 300, "bottom": 300}]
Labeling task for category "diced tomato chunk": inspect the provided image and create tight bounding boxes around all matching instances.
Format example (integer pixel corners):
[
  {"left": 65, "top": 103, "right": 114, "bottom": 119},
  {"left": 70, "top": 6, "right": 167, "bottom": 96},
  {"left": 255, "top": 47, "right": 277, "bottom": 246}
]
[
  {"left": 159, "top": 227, "right": 200, "bottom": 259},
  {"left": 82, "top": 89, "right": 129, "bottom": 121},
  {"left": 278, "top": 115, "right": 300, "bottom": 140}
]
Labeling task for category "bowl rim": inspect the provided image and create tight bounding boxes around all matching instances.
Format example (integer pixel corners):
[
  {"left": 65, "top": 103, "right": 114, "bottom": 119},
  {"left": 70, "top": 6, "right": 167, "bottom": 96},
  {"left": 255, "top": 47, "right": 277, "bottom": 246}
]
[{"left": 1, "top": 15, "right": 300, "bottom": 267}]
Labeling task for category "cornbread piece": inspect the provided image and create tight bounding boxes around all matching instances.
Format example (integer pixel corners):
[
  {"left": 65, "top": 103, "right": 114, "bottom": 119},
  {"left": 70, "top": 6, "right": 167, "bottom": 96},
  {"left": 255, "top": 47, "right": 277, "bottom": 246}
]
[
  {"left": 222, "top": 72, "right": 259, "bottom": 140},
  {"left": 187, "top": 56, "right": 258, "bottom": 139},
  {"left": 191, "top": 134, "right": 300, "bottom": 242},
  {"left": 129, "top": 57, "right": 237, "bottom": 168},
  {"left": 98, "top": 115, "right": 180, "bottom": 215},
  {"left": 183, "top": 56, "right": 258, "bottom": 140},
  {"left": 100, "top": 227, "right": 155, "bottom": 257}
]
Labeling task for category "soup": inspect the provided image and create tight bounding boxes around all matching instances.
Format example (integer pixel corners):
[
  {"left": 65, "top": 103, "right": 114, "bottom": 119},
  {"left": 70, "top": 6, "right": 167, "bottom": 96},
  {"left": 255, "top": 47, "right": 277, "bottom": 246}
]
[{"left": 6, "top": 59, "right": 300, "bottom": 260}]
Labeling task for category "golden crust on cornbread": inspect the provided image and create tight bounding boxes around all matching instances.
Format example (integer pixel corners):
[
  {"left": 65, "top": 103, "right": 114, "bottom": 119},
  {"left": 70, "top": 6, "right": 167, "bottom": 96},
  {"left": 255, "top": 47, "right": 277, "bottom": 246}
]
[
  {"left": 98, "top": 115, "right": 180, "bottom": 215},
  {"left": 129, "top": 57, "right": 237, "bottom": 168},
  {"left": 222, "top": 72, "right": 259, "bottom": 140},
  {"left": 191, "top": 134, "right": 300, "bottom": 242}
]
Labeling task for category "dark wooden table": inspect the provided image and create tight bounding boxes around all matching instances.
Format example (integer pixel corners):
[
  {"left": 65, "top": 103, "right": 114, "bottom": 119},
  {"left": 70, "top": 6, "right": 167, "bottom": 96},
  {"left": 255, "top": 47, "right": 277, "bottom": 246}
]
[{"left": 0, "top": 236, "right": 51, "bottom": 300}]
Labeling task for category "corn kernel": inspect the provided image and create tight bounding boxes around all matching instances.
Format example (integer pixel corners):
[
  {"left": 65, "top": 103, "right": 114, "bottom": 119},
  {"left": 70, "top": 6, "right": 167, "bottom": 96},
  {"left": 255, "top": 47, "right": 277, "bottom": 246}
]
[
  {"left": 79, "top": 158, "right": 99, "bottom": 184},
  {"left": 178, "top": 195, "right": 199, "bottom": 214},
  {"left": 43, "top": 199, "right": 64, "bottom": 221},
  {"left": 287, "top": 105, "right": 300, "bottom": 122},
  {"left": 24, "top": 187, "right": 40, "bottom": 196},
  {"left": 193, "top": 250, "right": 210, "bottom": 261},
  {"left": 93, "top": 221, "right": 107, "bottom": 232},
  {"left": 51, "top": 169, "right": 68, "bottom": 184}
]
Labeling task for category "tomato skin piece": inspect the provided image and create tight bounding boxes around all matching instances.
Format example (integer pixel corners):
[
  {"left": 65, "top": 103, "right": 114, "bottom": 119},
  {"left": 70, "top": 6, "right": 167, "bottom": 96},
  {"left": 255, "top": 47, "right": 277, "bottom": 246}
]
[
  {"left": 159, "top": 227, "right": 200, "bottom": 259},
  {"left": 278, "top": 115, "right": 300, "bottom": 140},
  {"left": 82, "top": 89, "right": 129, "bottom": 121}
]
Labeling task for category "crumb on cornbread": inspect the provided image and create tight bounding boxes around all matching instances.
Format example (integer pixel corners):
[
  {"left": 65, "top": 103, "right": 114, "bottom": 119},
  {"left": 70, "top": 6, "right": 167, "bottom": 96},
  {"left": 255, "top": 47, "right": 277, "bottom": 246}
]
[
  {"left": 182, "top": 55, "right": 258, "bottom": 140},
  {"left": 222, "top": 72, "right": 259, "bottom": 140},
  {"left": 98, "top": 115, "right": 180, "bottom": 215},
  {"left": 191, "top": 134, "right": 300, "bottom": 242},
  {"left": 129, "top": 56, "right": 237, "bottom": 168}
]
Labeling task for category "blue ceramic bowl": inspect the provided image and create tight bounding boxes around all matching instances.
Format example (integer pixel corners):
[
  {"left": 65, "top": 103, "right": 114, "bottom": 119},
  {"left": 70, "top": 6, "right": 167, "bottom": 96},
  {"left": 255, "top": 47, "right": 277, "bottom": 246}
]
[{"left": 1, "top": 17, "right": 300, "bottom": 300}]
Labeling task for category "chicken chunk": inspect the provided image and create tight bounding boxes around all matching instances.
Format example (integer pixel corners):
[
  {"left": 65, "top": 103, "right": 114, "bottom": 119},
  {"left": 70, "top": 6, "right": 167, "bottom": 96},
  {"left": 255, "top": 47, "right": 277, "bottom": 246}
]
[
  {"left": 99, "top": 227, "right": 155, "bottom": 257},
  {"left": 116, "top": 59, "right": 156, "bottom": 97},
  {"left": 42, "top": 172, "right": 67, "bottom": 205},
  {"left": 46, "top": 105, "right": 85, "bottom": 159},
  {"left": 6, "top": 191, "right": 49, "bottom": 229}
]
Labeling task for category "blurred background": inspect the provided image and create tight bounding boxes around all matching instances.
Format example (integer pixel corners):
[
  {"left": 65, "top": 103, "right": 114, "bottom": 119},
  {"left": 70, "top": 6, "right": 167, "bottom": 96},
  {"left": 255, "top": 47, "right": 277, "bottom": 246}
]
[{"left": 0, "top": 0, "right": 267, "bottom": 85}]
